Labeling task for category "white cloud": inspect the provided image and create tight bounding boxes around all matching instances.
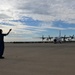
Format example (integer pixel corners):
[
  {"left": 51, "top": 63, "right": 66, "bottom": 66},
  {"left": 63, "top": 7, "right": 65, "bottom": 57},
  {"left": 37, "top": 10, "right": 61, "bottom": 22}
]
[
  {"left": 0, "top": 0, "right": 75, "bottom": 41},
  {"left": 1, "top": 0, "right": 75, "bottom": 23},
  {"left": 0, "top": 0, "right": 75, "bottom": 22}
]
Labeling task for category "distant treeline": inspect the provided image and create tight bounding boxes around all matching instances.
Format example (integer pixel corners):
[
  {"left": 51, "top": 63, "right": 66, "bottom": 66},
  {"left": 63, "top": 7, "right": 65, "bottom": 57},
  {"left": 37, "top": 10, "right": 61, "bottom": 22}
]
[{"left": 5, "top": 41, "right": 75, "bottom": 43}]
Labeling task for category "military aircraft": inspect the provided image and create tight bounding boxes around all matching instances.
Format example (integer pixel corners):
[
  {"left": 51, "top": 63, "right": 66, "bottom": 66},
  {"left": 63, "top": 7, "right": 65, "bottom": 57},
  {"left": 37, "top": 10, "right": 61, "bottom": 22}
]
[
  {"left": 53, "top": 34, "right": 75, "bottom": 43},
  {"left": 34, "top": 30, "right": 75, "bottom": 43},
  {"left": 38, "top": 35, "right": 53, "bottom": 42},
  {"left": 53, "top": 30, "right": 75, "bottom": 43}
]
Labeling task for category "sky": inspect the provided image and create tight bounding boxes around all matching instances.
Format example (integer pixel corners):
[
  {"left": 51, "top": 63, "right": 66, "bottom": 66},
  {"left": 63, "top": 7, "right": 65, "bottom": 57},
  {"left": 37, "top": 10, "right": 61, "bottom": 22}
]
[{"left": 0, "top": 0, "right": 75, "bottom": 42}]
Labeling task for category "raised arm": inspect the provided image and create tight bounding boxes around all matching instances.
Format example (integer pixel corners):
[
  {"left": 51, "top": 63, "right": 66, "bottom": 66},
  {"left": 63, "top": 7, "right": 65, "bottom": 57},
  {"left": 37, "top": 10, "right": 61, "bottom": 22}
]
[
  {"left": 4, "top": 29, "right": 12, "bottom": 36},
  {"left": 7, "top": 29, "right": 12, "bottom": 35}
]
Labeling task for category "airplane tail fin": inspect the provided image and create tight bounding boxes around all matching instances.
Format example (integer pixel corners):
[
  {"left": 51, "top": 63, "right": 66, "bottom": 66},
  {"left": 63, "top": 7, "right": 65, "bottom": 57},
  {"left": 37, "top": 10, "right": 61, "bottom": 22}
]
[{"left": 59, "top": 30, "right": 61, "bottom": 38}]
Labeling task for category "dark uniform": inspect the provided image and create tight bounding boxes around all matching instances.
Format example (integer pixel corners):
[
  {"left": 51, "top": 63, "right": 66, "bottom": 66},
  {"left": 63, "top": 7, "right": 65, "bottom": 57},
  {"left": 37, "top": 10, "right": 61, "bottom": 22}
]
[
  {"left": 0, "top": 29, "right": 12, "bottom": 59},
  {"left": 0, "top": 34, "right": 7, "bottom": 57}
]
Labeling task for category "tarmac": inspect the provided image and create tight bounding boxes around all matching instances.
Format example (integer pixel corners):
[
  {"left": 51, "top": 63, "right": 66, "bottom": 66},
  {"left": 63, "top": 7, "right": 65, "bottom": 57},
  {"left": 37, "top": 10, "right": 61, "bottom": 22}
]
[{"left": 0, "top": 42, "right": 75, "bottom": 75}]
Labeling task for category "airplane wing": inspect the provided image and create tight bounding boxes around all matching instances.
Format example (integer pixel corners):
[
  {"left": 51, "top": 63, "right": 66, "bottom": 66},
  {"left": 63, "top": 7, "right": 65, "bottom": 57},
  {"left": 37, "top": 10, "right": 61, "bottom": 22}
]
[
  {"left": 61, "top": 37, "right": 69, "bottom": 39},
  {"left": 61, "top": 35, "right": 74, "bottom": 39}
]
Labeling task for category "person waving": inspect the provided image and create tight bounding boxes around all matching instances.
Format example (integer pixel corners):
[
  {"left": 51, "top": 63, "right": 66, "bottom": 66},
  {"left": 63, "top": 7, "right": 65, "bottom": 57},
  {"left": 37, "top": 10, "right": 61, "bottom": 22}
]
[{"left": 0, "top": 29, "right": 12, "bottom": 59}]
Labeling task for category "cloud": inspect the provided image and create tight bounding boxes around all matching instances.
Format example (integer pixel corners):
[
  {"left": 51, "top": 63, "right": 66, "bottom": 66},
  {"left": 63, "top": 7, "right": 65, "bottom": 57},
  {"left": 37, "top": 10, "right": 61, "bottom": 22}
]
[
  {"left": 0, "top": 14, "right": 11, "bottom": 19},
  {"left": 0, "top": 0, "right": 75, "bottom": 41},
  {"left": 13, "top": 0, "right": 75, "bottom": 22},
  {"left": 1, "top": 0, "right": 75, "bottom": 22},
  {"left": 1, "top": 0, "right": 75, "bottom": 24}
]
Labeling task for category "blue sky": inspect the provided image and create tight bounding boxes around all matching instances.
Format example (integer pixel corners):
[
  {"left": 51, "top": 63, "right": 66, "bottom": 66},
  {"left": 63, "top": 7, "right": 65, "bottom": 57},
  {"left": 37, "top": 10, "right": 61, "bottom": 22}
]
[{"left": 0, "top": 0, "right": 75, "bottom": 42}]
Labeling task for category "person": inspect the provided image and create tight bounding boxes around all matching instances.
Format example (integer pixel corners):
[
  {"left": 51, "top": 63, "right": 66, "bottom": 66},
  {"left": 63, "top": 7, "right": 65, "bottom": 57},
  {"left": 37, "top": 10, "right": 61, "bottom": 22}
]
[{"left": 0, "top": 29, "right": 12, "bottom": 59}]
